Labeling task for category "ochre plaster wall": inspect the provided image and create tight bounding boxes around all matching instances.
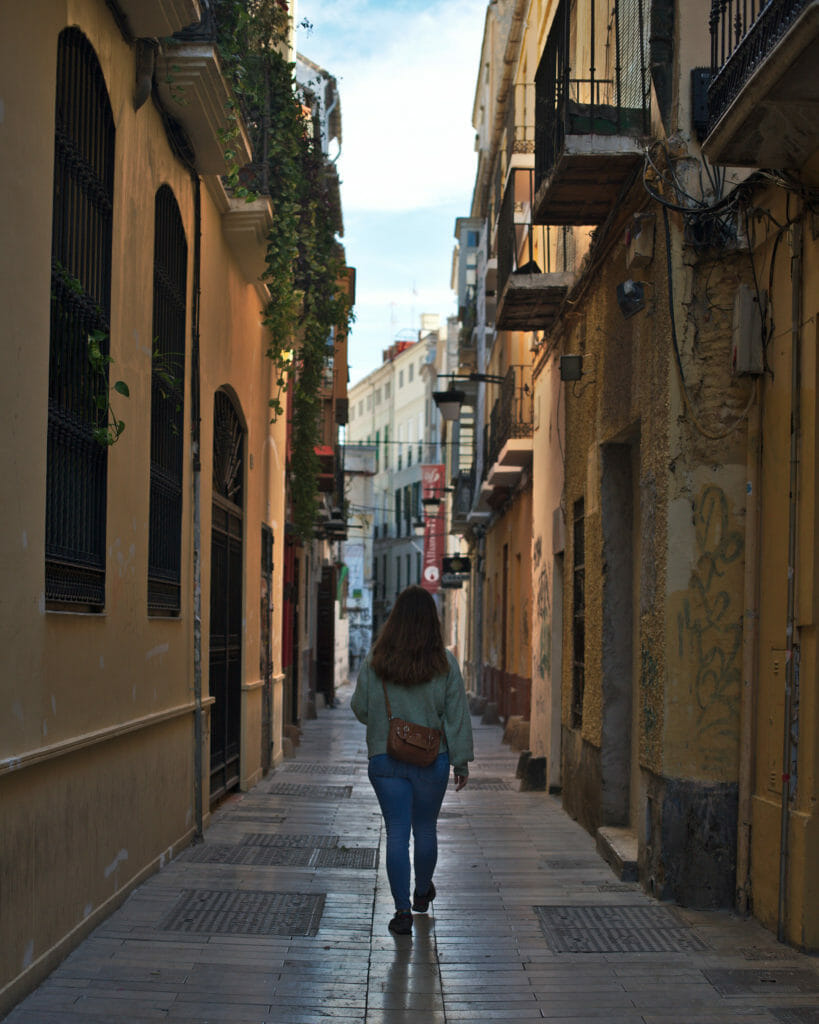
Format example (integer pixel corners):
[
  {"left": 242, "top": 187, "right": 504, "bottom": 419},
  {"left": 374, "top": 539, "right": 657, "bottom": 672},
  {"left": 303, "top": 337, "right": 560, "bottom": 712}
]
[{"left": 0, "top": 0, "right": 289, "bottom": 1006}]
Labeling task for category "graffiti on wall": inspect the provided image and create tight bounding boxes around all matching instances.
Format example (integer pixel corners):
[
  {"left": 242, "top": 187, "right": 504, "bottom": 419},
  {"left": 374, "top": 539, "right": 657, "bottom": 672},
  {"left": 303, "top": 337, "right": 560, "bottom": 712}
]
[
  {"left": 676, "top": 484, "right": 743, "bottom": 749},
  {"left": 533, "top": 537, "right": 551, "bottom": 680}
]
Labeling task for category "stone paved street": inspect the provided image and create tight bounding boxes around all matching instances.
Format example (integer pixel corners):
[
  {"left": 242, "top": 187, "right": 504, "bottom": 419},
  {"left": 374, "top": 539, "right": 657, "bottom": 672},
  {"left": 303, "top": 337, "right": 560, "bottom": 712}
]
[{"left": 6, "top": 684, "right": 819, "bottom": 1024}]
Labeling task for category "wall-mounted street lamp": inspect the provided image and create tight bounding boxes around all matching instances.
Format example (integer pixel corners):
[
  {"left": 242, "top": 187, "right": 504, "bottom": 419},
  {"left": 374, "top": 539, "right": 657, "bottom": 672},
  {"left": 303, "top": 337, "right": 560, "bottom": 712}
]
[
  {"left": 432, "top": 372, "right": 506, "bottom": 423},
  {"left": 412, "top": 517, "right": 426, "bottom": 537}
]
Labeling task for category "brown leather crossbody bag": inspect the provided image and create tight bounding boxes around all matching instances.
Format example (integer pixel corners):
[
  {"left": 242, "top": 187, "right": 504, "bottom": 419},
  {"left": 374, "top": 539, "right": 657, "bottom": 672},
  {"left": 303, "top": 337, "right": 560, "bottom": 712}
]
[{"left": 382, "top": 681, "right": 442, "bottom": 767}]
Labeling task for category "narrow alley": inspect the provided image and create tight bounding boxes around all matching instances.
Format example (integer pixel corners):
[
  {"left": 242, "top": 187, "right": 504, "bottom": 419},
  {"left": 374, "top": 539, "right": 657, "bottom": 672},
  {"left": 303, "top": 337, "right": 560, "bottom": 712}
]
[{"left": 6, "top": 691, "right": 819, "bottom": 1024}]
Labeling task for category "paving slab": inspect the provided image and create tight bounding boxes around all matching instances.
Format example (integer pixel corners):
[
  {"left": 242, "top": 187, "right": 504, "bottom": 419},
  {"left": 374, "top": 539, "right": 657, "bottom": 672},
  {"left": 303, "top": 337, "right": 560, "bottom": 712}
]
[{"left": 4, "top": 686, "right": 819, "bottom": 1023}]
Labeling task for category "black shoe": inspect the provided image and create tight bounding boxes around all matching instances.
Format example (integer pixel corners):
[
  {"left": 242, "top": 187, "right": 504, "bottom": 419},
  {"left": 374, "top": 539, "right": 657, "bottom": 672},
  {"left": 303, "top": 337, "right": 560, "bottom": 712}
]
[
  {"left": 412, "top": 881, "right": 436, "bottom": 913},
  {"left": 388, "top": 909, "right": 413, "bottom": 935}
]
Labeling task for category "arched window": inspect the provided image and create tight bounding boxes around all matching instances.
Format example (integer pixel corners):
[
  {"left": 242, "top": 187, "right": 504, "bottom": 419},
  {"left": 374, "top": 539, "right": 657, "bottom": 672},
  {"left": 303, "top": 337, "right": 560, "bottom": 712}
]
[
  {"left": 46, "top": 28, "right": 115, "bottom": 609},
  {"left": 148, "top": 186, "right": 187, "bottom": 614}
]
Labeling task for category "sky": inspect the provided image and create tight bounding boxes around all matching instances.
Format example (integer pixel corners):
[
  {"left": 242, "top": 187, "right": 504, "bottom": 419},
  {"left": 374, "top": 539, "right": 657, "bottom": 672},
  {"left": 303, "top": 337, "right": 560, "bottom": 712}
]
[{"left": 295, "top": 0, "right": 488, "bottom": 385}]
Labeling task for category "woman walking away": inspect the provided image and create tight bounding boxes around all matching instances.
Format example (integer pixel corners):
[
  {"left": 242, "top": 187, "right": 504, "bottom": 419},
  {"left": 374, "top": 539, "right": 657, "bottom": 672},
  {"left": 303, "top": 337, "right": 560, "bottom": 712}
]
[{"left": 351, "top": 585, "right": 474, "bottom": 936}]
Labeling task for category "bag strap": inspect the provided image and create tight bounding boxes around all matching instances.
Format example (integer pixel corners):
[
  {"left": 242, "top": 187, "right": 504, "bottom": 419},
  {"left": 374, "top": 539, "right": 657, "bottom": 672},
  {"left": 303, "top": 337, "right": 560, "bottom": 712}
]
[{"left": 381, "top": 680, "right": 393, "bottom": 720}]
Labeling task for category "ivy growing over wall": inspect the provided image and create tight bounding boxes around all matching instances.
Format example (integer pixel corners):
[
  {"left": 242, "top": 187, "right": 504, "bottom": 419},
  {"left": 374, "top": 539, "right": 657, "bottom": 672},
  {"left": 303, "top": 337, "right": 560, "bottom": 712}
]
[{"left": 215, "top": 1, "right": 352, "bottom": 540}]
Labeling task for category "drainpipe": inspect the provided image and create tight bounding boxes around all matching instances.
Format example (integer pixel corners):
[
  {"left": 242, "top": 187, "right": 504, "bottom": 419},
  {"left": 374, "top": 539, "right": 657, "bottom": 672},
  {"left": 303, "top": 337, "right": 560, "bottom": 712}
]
[
  {"left": 474, "top": 526, "right": 486, "bottom": 697},
  {"left": 778, "top": 214, "right": 803, "bottom": 941},
  {"left": 191, "top": 173, "right": 204, "bottom": 841},
  {"left": 737, "top": 376, "right": 761, "bottom": 914}
]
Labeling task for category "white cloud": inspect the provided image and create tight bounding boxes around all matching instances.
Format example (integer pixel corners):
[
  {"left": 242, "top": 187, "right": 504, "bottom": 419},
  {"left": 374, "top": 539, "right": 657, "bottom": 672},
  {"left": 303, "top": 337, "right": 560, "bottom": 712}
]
[
  {"left": 298, "top": 0, "right": 484, "bottom": 212},
  {"left": 295, "top": 0, "right": 486, "bottom": 380}
]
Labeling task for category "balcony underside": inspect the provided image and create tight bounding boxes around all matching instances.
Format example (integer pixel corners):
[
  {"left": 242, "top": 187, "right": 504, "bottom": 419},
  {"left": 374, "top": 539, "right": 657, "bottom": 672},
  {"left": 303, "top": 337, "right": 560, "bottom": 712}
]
[
  {"left": 496, "top": 271, "right": 574, "bottom": 331},
  {"left": 704, "top": 1, "right": 819, "bottom": 168},
  {"left": 117, "top": 0, "right": 200, "bottom": 37},
  {"left": 534, "top": 138, "right": 643, "bottom": 224},
  {"left": 155, "top": 44, "right": 252, "bottom": 174}
]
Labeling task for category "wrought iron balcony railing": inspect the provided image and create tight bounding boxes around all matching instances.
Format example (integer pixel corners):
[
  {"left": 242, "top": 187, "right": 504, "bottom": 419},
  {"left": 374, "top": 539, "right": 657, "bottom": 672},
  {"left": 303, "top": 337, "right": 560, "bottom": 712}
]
[
  {"left": 496, "top": 168, "right": 576, "bottom": 330},
  {"left": 485, "top": 366, "right": 534, "bottom": 475},
  {"left": 708, "top": 0, "right": 815, "bottom": 132},
  {"left": 534, "top": 0, "right": 649, "bottom": 223}
]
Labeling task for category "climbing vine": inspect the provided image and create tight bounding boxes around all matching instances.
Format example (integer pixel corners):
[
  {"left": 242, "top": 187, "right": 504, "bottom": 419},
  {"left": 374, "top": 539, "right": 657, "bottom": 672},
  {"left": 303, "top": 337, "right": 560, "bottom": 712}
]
[{"left": 214, "top": 1, "right": 353, "bottom": 540}]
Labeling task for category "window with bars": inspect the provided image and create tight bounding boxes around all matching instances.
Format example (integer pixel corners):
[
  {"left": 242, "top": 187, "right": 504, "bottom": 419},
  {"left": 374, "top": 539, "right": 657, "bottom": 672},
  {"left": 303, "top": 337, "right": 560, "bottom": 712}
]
[
  {"left": 148, "top": 186, "right": 187, "bottom": 614},
  {"left": 571, "top": 498, "right": 586, "bottom": 729},
  {"left": 45, "top": 28, "right": 115, "bottom": 609}
]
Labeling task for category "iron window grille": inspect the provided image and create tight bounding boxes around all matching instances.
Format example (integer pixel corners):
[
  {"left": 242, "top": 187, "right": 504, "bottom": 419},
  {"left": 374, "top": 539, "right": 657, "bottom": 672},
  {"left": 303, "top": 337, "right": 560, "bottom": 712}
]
[
  {"left": 148, "top": 186, "right": 187, "bottom": 615},
  {"left": 46, "top": 28, "right": 115, "bottom": 609}
]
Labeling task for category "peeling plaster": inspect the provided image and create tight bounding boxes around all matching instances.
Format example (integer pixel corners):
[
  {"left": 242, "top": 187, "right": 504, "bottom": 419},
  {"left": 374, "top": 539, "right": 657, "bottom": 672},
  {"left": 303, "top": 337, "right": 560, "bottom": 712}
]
[
  {"left": 21, "top": 530, "right": 27, "bottom": 549},
  {"left": 146, "top": 643, "right": 169, "bottom": 661}
]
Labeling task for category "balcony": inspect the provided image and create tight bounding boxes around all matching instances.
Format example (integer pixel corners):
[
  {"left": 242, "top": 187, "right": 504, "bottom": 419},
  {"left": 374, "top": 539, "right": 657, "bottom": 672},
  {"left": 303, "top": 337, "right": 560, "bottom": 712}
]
[
  {"left": 484, "top": 366, "right": 533, "bottom": 494},
  {"left": 496, "top": 168, "right": 575, "bottom": 331},
  {"left": 117, "top": 0, "right": 201, "bottom": 37},
  {"left": 154, "top": 8, "right": 252, "bottom": 175},
  {"left": 704, "top": 0, "right": 819, "bottom": 167},
  {"left": 533, "top": 0, "right": 648, "bottom": 224},
  {"left": 315, "top": 445, "right": 336, "bottom": 494}
]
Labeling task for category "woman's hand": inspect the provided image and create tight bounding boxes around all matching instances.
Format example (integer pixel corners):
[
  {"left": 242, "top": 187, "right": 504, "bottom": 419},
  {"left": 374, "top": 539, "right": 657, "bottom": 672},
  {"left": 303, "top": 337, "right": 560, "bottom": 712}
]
[{"left": 454, "top": 774, "right": 468, "bottom": 792}]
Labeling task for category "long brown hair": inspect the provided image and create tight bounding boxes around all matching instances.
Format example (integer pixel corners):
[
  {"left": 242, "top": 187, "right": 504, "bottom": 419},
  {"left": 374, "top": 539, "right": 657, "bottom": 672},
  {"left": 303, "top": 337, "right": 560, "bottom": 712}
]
[{"left": 370, "top": 585, "right": 449, "bottom": 687}]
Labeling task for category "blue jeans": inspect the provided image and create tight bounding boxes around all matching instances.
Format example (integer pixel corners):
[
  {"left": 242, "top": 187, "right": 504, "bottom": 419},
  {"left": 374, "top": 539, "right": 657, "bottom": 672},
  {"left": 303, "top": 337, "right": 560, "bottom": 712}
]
[{"left": 368, "top": 751, "right": 450, "bottom": 911}]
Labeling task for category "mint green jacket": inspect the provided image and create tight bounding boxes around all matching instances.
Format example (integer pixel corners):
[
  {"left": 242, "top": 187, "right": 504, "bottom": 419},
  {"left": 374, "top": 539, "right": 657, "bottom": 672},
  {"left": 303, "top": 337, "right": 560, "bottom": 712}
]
[{"left": 351, "top": 649, "right": 474, "bottom": 776}]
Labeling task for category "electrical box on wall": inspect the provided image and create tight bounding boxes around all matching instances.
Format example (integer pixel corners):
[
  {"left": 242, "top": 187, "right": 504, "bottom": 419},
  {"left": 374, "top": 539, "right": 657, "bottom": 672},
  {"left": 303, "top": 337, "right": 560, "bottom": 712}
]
[
  {"left": 731, "top": 284, "right": 765, "bottom": 376},
  {"left": 625, "top": 214, "right": 655, "bottom": 269}
]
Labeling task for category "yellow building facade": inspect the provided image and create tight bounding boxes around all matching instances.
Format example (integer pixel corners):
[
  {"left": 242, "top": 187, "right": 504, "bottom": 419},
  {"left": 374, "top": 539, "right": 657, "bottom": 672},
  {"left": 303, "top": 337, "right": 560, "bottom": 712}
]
[
  {"left": 0, "top": 1, "right": 300, "bottom": 1008},
  {"left": 454, "top": 0, "right": 819, "bottom": 947}
]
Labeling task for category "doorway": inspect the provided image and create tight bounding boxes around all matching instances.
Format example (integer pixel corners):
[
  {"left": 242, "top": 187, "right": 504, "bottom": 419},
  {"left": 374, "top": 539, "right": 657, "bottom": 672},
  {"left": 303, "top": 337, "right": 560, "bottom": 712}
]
[{"left": 209, "top": 391, "right": 245, "bottom": 807}]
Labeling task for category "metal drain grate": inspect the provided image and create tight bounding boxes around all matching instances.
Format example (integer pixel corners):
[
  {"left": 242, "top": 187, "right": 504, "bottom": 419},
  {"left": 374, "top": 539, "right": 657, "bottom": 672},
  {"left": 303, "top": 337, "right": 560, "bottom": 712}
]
[
  {"left": 222, "top": 812, "right": 286, "bottom": 824},
  {"left": 185, "top": 845, "right": 314, "bottom": 867},
  {"left": 704, "top": 968, "right": 819, "bottom": 996},
  {"left": 182, "top": 836, "right": 377, "bottom": 870},
  {"left": 279, "top": 762, "right": 360, "bottom": 775},
  {"left": 467, "top": 779, "right": 513, "bottom": 790},
  {"left": 534, "top": 905, "right": 709, "bottom": 953},
  {"left": 241, "top": 833, "right": 339, "bottom": 848},
  {"left": 161, "top": 890, "right": 325, "bottom": 936},
  {"left": 313, "top": 847, "right": 378, "bottom": 869},
  {"left": 265, "top": 783, "right": 352, "bottom": 799}
]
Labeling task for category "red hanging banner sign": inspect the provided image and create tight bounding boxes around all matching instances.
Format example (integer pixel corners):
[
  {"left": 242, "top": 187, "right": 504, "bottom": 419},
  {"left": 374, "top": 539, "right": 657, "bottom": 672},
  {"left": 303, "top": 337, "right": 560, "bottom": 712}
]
[{"left": 421, "top": 464, "right": 445, "bottom": 593}]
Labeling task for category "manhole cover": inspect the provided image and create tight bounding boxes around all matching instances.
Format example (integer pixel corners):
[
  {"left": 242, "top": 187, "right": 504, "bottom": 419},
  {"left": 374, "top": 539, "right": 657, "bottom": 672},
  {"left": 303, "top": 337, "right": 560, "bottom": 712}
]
[
  {"left": 265, "top": 783, "right": 352, "bottom": 799},
  {"left": 279, "top": 762, "right": 360, "bottom": 775},
  {"left": 161, "top": 890, "right": 325, "bottom": 936},
  {"left": 534, "top": 905, "right": 709, "bottom": 953},
  {"left": 704, "top": 969, "right": 819, "bottom": 996}
]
